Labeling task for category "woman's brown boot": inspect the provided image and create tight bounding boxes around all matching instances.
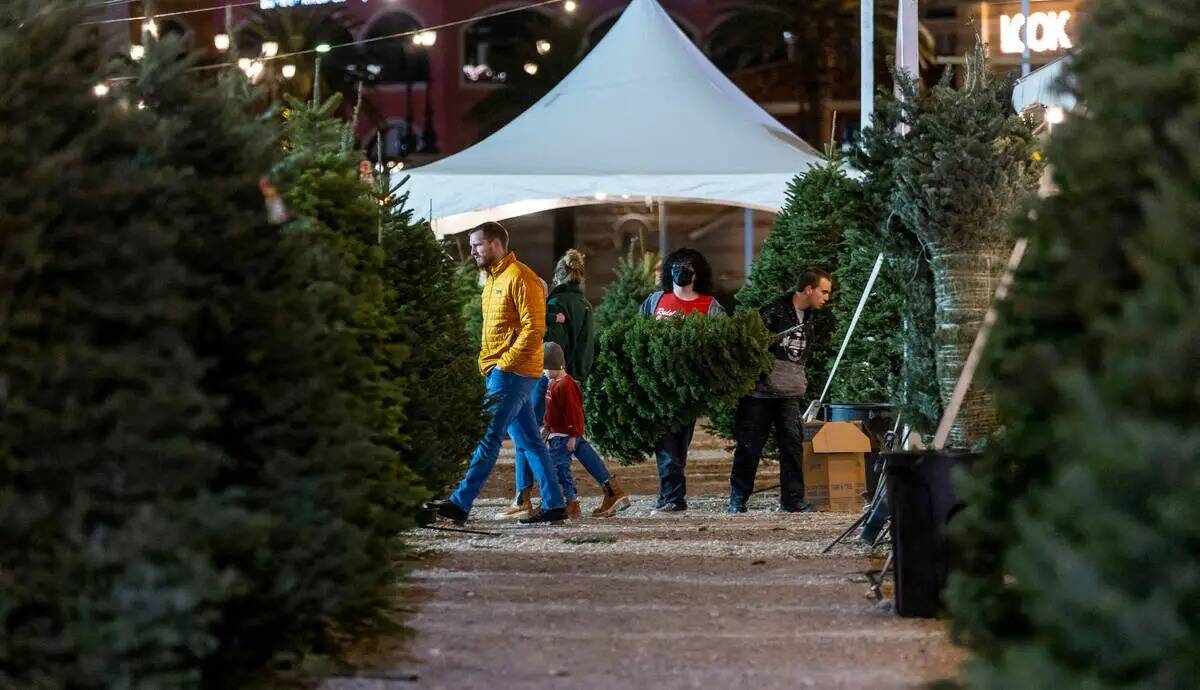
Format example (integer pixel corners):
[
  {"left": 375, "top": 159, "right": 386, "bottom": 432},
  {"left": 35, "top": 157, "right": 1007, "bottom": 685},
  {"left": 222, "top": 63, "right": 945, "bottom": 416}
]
[{"left": 590, "top": 477, "right": 631, "bottom": 517}]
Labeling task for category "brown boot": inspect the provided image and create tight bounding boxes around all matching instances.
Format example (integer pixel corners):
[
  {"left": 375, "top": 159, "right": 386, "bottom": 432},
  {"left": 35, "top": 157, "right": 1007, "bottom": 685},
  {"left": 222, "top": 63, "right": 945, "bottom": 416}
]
[
  {"left": 566, "top": 499, "right": 582, "bottom": 518},
  {"left": 591, "top": 477, "right": 631, "bottom": 517},
  {"left": 495, "top": 489, "right": 533, "bottom": 520}
]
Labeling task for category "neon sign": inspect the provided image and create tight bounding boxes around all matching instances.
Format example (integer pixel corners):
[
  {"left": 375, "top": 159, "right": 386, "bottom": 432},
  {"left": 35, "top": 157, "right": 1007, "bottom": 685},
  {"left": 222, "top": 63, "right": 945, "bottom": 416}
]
[{"left": 1000, "top": 11, "right": 1073, "bottom": 54}]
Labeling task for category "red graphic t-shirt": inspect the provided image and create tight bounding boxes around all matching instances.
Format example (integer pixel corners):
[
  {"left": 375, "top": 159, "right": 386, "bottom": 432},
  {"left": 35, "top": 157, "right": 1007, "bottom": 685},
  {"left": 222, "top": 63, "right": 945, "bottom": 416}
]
[{"left": 654, "top": 293, "right": 714, "bottom": 320}]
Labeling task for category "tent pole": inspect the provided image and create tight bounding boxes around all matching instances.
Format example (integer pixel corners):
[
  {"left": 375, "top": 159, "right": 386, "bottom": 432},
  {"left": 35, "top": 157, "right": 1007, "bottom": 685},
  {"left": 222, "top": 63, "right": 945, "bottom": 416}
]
[
  {"left": 743, "top": 208, "right": 754, "bottom": 278},
  {"left": 861, "top": 0, "right": 874, "bottom": 133},
  {"left": 658, "top": 200, "right": 668, "bottom": 256},
  {"left": 1021, "top": 0, "right": 1031, "bottom": 76}
]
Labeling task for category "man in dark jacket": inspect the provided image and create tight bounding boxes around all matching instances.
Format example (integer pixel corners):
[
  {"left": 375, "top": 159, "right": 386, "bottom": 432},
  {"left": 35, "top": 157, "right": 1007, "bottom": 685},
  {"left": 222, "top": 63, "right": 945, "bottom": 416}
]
[{"left": 728, "top": 268, "right": 832, "bottom": 513}]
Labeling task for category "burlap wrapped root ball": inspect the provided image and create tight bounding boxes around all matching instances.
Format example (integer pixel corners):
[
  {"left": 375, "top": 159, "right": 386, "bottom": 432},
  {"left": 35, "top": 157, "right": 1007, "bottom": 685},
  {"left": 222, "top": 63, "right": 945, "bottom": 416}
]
[{"left": 585, "top": 310, "right": 773, "bottom": 463}]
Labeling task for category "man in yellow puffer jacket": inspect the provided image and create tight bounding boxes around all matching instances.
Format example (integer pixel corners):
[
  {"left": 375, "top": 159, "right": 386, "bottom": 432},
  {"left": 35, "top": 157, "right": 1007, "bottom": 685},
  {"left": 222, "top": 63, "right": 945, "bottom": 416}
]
[{"left": 425, "top": 222, "right": 567, "bottom": 525}]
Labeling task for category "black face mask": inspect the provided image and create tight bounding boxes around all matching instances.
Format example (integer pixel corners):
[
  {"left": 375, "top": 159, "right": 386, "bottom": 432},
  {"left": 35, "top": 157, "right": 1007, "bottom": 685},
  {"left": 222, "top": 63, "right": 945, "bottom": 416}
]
[{"left": 671, "top": 263, "right": 695, "bottom": 288}]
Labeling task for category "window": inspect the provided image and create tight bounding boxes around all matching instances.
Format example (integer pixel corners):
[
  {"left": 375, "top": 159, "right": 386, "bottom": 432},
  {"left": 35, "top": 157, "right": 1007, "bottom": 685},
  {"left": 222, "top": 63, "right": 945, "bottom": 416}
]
[
  {"left": 462, "top": 9, "right": 563, "bottom": 84},
  {"left": 363, "top": 12, "right": 429, "bottom": 84}
]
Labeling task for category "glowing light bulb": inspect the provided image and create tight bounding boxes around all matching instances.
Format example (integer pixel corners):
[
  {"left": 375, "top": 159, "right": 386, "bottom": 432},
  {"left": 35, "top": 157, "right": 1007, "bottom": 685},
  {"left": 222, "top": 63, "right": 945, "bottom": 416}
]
[
  {"left": 261, "top": 41, "right": 279, "bottom": 58},
  {"left": 142, "top": 19, "right": 158, "bottom": 38},
  {"left": 523, "top": 62, "right": 539, "bottom": 75},
  {"left": 281, "top": 64, "right": 297, "bottom": 79},
  {"left": 214, "top": 33, "right": 230, "bottom": 51},
  {"left": 536, "top": 40, "right": 551, "bottom": 55},
  {"left": 93, "top": 83, "right": 110, "bottom": 97},
  {"left": 1045, "top": 106, "right": 1065, "bottom": 124},
  {"left": 315, "top": 43, "right": 331, "bottom": 54},
  {"left": 129, "top": 44, "right": 145, "bottom": 60},
  {"left": 237, "top": 57, "right": 252, "bottom": 71},
  {"left": 564, "top": 0, "right": 578, "bottom": 13}
]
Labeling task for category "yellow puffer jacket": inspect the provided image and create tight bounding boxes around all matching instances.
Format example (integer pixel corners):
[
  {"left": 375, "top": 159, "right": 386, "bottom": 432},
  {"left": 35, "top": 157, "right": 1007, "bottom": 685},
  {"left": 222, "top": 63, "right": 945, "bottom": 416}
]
[{"left": 478, "top": 252, "right": 546, "bottom": 378}]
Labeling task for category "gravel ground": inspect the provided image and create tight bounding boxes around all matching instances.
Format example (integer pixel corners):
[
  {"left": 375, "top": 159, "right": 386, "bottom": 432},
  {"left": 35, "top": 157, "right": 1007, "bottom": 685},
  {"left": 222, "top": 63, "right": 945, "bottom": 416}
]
[{"left": 322, "top": 430, "right": 966, "bottom": 689}]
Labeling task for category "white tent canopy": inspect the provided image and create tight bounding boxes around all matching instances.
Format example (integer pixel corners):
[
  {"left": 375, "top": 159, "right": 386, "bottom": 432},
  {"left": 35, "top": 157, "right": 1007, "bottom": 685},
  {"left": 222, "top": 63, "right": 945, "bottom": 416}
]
[
  {"left": 1012, "top": 56, "right": 1076, "bottom": 113},
  {"left": 401, "top": 0, "right": 824, "bottom": 237}
]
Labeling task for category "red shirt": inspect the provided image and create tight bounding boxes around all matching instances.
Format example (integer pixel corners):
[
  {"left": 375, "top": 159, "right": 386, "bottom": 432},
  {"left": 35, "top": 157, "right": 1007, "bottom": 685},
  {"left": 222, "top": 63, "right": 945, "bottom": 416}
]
[
  {"left": 543, "top": 374, "right": 585, "bottom": 437},
  {"left": 653, "top": 293, "right": 714, "bottom": 320}
]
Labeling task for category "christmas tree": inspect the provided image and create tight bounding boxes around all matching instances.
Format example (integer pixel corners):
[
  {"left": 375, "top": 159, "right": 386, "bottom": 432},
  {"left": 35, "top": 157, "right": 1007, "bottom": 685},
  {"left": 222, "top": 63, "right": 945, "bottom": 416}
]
[
  {"left": 707, "top": 158, "right": 857, "bottom": 444},
  {"left": 826, "top": 221, "right": 904, "bottom": 408},
  {"left": 455, "top": 260, "right": 485, "bottom": 355},
  {"left": 593, "top": 244, "right": 659, "bottom": 334},
  {"left": 0, "top": 11, "right": 234, "bottom": 686},
  {"left": 868, "top": 47, "right": 1042, "bottom": 445},
  {"left": 586, "top": 311, "right": 772, "bottom": 463},
  {"left": 136, "top": 41, "right": 418, "bottom": 686},
  {"left": 370, "top": 174, "right": 486, "bottom": 496},
  {"left": 736, "top": 159, "right": 855, "bottom": 391},
  {"left": 948, "top": 0, "right": 1200, "bottom": 684},
  {"left": 0, "top": 4, "right": 426, "bottom": 683}
]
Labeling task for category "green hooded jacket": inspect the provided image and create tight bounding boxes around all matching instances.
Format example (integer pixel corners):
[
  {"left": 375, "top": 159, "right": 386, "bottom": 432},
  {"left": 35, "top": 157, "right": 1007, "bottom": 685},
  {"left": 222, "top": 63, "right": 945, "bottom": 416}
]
[{"left": 545, "top": 282, "right": 595, "bottom": 381}]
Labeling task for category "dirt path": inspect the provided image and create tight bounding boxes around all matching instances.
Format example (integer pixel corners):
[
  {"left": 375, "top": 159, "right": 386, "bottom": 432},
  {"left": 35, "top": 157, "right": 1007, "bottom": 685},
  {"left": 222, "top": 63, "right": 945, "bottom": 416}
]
[{"left": 323, "top": 434, "right": 966, "bottom": 689}]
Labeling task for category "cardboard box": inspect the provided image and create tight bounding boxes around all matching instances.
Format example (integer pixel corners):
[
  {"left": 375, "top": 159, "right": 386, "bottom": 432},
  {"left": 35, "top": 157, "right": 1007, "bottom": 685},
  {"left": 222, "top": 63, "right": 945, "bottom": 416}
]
[{"left": 802, "top": 421, "right": 871, "bottom": 512}]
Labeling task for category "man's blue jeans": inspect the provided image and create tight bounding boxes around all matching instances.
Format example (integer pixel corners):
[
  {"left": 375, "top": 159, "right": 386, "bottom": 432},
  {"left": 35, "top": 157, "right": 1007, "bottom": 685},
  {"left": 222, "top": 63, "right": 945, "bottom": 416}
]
[
  {"left": 513, "top": 375, "right": 549, "bottom": 494},
  {"left": 547, "top": 436, "right": 610, "bottom": 502},
  {"left": 450, "top": 369, "right": 564, "bottom": 513}
]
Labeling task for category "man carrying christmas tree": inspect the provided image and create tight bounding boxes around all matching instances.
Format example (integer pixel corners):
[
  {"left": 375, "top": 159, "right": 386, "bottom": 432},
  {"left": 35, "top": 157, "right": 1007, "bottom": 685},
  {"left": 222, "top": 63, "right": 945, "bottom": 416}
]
[
  {"left": 639, "top": 248, "right": 726, "bottom": 514},
  {"left": 728, "top": 268, "right": 832, "bottom": 514},
  {"left": 426, "top": 222, "right": 568, "bottom": 525}
]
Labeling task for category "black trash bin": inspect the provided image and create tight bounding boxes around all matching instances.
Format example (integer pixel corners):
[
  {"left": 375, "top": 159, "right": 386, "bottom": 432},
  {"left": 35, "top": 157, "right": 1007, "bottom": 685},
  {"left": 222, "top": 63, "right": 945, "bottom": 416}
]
[{"left": 882, "top": 449, "right": 974, "bottom": 618}]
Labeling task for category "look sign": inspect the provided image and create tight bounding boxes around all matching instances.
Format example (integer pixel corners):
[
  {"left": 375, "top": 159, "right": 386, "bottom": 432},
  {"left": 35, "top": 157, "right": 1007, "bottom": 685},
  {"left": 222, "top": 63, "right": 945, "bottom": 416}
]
[{"left": 1000, "top": 11, "right": 1073, "bottom": 54}]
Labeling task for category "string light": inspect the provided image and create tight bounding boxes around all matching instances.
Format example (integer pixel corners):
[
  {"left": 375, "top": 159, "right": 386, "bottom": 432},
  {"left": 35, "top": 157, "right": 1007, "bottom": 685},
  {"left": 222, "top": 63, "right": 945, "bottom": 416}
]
[
  {"left": 536, "top": 40, "right": 551, "bottom": 55},
  {"left": 564, "top": 0, "right": 578, "bottom": 13},
  {"left": 261, "top": 41, "right": 279, "bottom": 58},
  {"left": 213, "top": 33, "right": 230, "bottom": 51},
  {"left": 141, "top": 19, "right": 158, "bottom": 38},
  {"left": 412, "top": 31, "right": 437, "bottom": 47},
  {"left": 129, "top": 44, "right": 144, "bottom": 60},
  {"left": 96, "top": 0, "right": 567, "bottom": 84},
  {"left": 93, "top": 83, "right": 110, "bottom": 97},
  {"left": 281, "top": 64, "right": 297, "bottom": 79},
  {"left": 84, "top": 1, "right": 260, "bottom": 27},
  {"left": 1045, "top": 106, "right": 1065, "bottom": 124},
  {"left": 523, "top": 62, "right": 539, "bottom": 75}
]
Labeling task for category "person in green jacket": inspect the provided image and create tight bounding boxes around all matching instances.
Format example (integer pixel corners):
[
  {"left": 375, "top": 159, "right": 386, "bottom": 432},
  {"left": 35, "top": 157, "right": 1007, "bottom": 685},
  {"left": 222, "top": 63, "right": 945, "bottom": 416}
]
[
  {"left": 545, "top": 249, "right": 595, "bottom": 382},
  {"left": 497, "top": 249, "right": 629, "bottom": 520}
]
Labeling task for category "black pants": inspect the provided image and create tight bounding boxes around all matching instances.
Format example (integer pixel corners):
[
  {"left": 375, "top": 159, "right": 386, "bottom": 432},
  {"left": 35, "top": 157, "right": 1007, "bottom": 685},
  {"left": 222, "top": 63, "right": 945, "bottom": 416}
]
[
  {"left": 654, "top": 421, "right": 695, "bottom": 509},
  {"left": 729, "top": 396, "right": 806, "bottom": 509}
]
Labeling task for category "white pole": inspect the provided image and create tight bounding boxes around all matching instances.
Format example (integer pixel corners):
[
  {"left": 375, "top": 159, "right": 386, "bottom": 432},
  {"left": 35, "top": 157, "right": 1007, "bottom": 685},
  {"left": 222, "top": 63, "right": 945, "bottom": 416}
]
[
  {"left": 743, "top": 208, "right": 753, "bottom": 278},
  {"left": 804, "top": 253, "right": 885, "bottom": 421},
  {"left": 931, "top": 239, "right": 1028, "bottom": 450},
  {"left": 861, "top": 0, "right": 874, "bottom": 134},
  {"left": 657, "top": 201, "right": 668, "bottom": 256},
  {"left": 895, "top": 0, "right": 919, "bottom": 84},
  {"left": 1021, "top": 0, "right": 1031, "bottom": 76}
]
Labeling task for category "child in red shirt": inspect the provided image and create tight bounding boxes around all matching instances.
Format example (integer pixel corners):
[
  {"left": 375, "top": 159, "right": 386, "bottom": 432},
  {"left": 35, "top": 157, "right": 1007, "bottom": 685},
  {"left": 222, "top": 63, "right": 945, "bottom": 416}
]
[{"left": 541, "top": 342, "right": 630, "bottom": 518}]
